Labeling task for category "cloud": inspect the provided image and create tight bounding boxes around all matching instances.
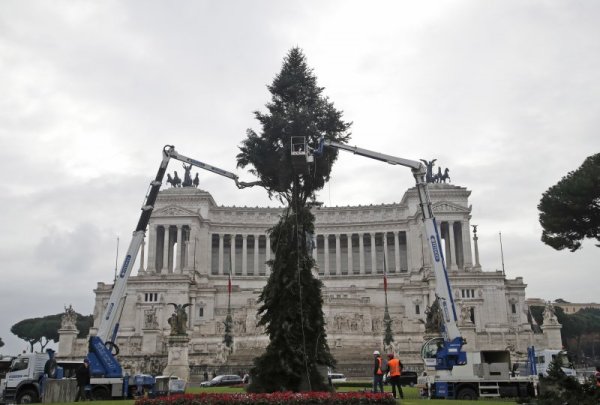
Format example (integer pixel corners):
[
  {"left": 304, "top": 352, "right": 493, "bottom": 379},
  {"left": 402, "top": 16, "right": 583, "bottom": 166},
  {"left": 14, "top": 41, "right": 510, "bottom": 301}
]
[{"left": 1, "top": 0, "right": 599, "bottom": 355}]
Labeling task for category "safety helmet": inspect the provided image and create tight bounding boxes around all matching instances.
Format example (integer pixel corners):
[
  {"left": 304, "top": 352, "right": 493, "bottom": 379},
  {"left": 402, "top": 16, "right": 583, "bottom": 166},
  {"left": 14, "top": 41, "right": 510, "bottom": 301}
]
[{"left": 373, "top": 350, "right": 380, "bottom": 355}]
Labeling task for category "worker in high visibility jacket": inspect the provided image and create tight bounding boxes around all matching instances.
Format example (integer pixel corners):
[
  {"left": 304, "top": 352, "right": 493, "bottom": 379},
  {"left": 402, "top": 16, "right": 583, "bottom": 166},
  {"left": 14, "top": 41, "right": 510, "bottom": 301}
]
[
  {"left": 372, "top": 350, "right": 384, "bottom": 393},
  {"left": 385, "top": 353, "right": 404, "bottom": 399}
]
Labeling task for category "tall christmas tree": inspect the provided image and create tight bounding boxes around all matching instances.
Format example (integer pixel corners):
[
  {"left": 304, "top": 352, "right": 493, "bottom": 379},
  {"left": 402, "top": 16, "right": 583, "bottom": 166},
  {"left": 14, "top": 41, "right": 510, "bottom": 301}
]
[
  {"left": 223, "top": 271, "right": 234, "bottom": 351},
  {"left": 237, "top": 48, "right": 351, "bottom": 392},
  {"left": 383, "top": 254, "right": 394, "bottom": 347}
]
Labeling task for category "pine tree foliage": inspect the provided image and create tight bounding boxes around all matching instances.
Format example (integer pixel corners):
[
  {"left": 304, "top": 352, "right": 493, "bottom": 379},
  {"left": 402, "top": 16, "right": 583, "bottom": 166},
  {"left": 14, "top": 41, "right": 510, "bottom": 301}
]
[
  {"left": 537, "top": 357, "right": 600, "bottom": 404},
  {"left": 538, "top": 153, "right": 600, "bottom": 251},
  {"left": 237, "top": 48, "right": 351, "bottom": 392},
  {"left": 383, "top": 308, "right": 393, "bottom": 346},
  {"left": 383, "top": 318, "right": 394, "bottom": 347},
  {"left": 248, "top": 207, "right": 334, "bottom": 392},
  {"left": 223, "top": 311, "right": 233, "bottom": 350},
  {"left": 237, "top": 47, "right": 351, "bottom": 205}
]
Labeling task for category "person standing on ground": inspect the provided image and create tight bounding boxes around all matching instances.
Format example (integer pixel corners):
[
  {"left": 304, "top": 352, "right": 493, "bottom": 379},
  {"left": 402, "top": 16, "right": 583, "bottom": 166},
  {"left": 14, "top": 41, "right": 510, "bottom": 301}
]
[
  {"left": 385, "top": 353, "right": 404, "bottom": 399},
  {"left": 372, "top": 350, "right": 384, "bottom": 393},
  {"left": 74, "top": 359, "right": 91, "bottom": 402}
]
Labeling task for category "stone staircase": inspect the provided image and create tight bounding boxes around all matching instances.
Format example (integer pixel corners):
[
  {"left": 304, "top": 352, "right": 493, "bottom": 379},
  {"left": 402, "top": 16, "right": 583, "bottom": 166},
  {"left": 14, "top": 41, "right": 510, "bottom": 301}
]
[{"left": 189, "top": 345, "right": 424, "bottom": 382}]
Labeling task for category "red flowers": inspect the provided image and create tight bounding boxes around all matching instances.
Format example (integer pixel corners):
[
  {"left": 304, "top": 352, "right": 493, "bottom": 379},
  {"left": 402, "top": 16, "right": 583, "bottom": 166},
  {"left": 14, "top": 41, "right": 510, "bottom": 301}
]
[{"left": 136, "top": 391, "right": 395, "bottom": 405}]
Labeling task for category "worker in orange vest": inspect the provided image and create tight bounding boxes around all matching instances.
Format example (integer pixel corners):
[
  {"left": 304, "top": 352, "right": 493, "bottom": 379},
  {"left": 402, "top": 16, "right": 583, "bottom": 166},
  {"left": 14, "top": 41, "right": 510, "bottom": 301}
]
[
  {"left": 372, "top": 350, "right": 384, "bottom": 393},
  {"left": 385, "top": 353, "right": 404, "bottom": 399},
  {"left": 595, "top": 365, "right": 600, "bottom": 388}
]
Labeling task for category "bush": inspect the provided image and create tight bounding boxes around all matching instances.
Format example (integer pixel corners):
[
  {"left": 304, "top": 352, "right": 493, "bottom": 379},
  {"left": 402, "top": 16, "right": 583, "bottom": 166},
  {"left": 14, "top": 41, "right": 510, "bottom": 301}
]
[{"left": 136, "top": 392, "right": 396, "bottom": 405}]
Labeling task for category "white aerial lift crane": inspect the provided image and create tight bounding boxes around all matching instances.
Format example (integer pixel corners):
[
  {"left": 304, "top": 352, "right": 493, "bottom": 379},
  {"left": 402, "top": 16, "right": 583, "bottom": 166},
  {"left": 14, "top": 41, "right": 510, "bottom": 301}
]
[
  {"left": 91, "top": 145, "right": 259, "bottom": 379},
  {"left": 292, "top": 136, "right": 466, "bottom": 372}
]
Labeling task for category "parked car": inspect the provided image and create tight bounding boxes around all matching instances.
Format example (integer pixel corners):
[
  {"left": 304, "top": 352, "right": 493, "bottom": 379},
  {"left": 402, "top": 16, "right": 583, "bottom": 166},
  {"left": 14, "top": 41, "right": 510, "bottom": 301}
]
[
  {"left": 328, "top": 373, "right": 347, "bottom": 384},
  {"left": 383, "top": 371, "right": 418, "bottom": 386},
  {"left": 200, "top": 374, "right": 244, "bottom": 387}
]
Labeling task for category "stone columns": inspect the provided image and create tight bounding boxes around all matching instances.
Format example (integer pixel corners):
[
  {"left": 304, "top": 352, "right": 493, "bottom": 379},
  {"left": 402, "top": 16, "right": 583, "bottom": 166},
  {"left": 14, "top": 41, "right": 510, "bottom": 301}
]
[
  {"left": 265, "top": 235, "right": 271, "bottom": 276},
  {"left": 359, "top": 234, "right": 365, "bottom": 275},
  {"left": 406, "top": 230, "right": 414, "bottom": 272},
  {"left": 138, "top": 238, "right": 146, "bottom": 274},
  {"left": 394, "top": 231, "right": 400, "bottom": 273},
  {"left": 183, "top": 234, "right": 191, "bottom": 273},
  {"left": 162, "top": 226, "right": 170, "bottom": 273},
  {"left": 147, "top": 225, "right": 157, "bottom": 273},
  {"left": 230, "top": 235, "right": 236, "bottom": 276},
  {"left": 448, "top": 221, "right": 458, "bottom": 271},
  {"left": 370, "top": 233, "right": 376, "bottom": 274},
  {"left": 177, "top": 226, "right": 184, "bottom": 273},
  {"left": 462, "top": 221, "right": 474, "bottom": 270},
  {"left": 324, "top": 234, "right": 330, "bottom": 275},
  {"left": 254, "top": 234, "right": 259, "bottom": 276},
  {"left": 383, "top": 232, "right": 388, "bottom": 272},
  {"left": 184, "top": 227, "right": 194, "bottom": 273},
  {"left": 472, "top": 226, "right": 481, "bottom": 271},
  {"left": 242, "top": 235, "right": 248, "bottom": 276},
  {"left": 218, "top": 234, "right": 224, "bottom": 275},
  {"left": 335, "top": 234, "right": 341, "bottom": 275},
  {"left": 347, "top": 234, "right": 353, "bottom": 275}
]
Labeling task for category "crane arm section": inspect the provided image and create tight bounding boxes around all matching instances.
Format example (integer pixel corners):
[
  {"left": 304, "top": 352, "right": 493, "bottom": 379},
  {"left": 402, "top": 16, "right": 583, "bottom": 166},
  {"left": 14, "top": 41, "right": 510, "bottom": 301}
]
[
  {"left": 96, "top": 145, "right": 259, "bottom": 342},
  {"left": 314, "top": 137, "right": 464, "bottom": 370}
]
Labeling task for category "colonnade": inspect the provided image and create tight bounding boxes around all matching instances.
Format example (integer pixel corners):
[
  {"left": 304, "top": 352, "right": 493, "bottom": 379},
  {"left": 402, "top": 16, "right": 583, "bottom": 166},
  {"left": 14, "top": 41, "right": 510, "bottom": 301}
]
[
  {"left": 146, "top": 224, "right": 191, "bottom": 274},
  {"left": 313, "top": 231, "right": 409, "bottom": 275},
  {"left": 145, "top": 220, "right": 472, "bottom": 276}
]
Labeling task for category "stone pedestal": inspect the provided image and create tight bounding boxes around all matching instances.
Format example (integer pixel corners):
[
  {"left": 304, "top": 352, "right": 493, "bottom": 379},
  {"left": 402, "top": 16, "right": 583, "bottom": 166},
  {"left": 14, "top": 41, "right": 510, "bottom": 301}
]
[
  {"left": 542, "top": 324, "right": 563, "bottom": 350},
  {"left": 163, "top": 335, "right": 190, "bottom": 381},
  {"left": 57, "top": 328, "right": 77, "bottom": 357},
  {"left": 43, "top": 379, "right": 77, "bottom": 403}
]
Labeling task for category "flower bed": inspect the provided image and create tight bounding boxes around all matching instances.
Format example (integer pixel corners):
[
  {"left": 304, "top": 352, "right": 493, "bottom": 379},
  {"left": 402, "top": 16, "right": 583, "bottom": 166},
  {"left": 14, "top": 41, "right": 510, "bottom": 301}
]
[{"left": 136, "top": 392, "right": 396, "bottom": 405}]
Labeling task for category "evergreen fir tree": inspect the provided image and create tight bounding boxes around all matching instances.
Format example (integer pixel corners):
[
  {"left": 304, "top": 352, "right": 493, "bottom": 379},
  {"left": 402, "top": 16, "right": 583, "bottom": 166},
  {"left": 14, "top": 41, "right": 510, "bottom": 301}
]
[
  {"left": 237, "top": 47, "right": 351, "bottom": 392},
  {"left": 383, "top": 310, "right": 394, "bottom": 347},
  {"left": 223, "top": 309, "right": 233, "bottom": 351}
]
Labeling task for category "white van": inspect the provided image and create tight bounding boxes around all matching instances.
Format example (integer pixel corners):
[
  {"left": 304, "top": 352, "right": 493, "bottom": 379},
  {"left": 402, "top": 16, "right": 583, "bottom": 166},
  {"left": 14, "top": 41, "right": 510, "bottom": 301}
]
[{"left": 328, "top": 373, "right": 346, "bottom": 384}]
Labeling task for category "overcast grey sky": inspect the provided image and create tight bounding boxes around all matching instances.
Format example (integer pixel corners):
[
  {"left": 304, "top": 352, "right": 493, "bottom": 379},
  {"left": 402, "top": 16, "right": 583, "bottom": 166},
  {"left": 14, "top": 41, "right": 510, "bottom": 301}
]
[{"left": 1, "top": 0, "right": 598, "bottom": 355}]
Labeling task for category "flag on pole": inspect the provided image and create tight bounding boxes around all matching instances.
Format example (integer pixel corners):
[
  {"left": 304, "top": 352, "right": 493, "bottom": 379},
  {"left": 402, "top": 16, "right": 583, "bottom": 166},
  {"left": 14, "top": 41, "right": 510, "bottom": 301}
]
[{"left": 383, "top": 251, "right": 388, "bottom": 293}]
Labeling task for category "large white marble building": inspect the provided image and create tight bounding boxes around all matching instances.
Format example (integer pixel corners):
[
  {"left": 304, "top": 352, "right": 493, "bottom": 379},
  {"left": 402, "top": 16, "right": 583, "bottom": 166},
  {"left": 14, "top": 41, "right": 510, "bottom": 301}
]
[{"left": 58, "top": 182, "right": 561, "bottom": 376}]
